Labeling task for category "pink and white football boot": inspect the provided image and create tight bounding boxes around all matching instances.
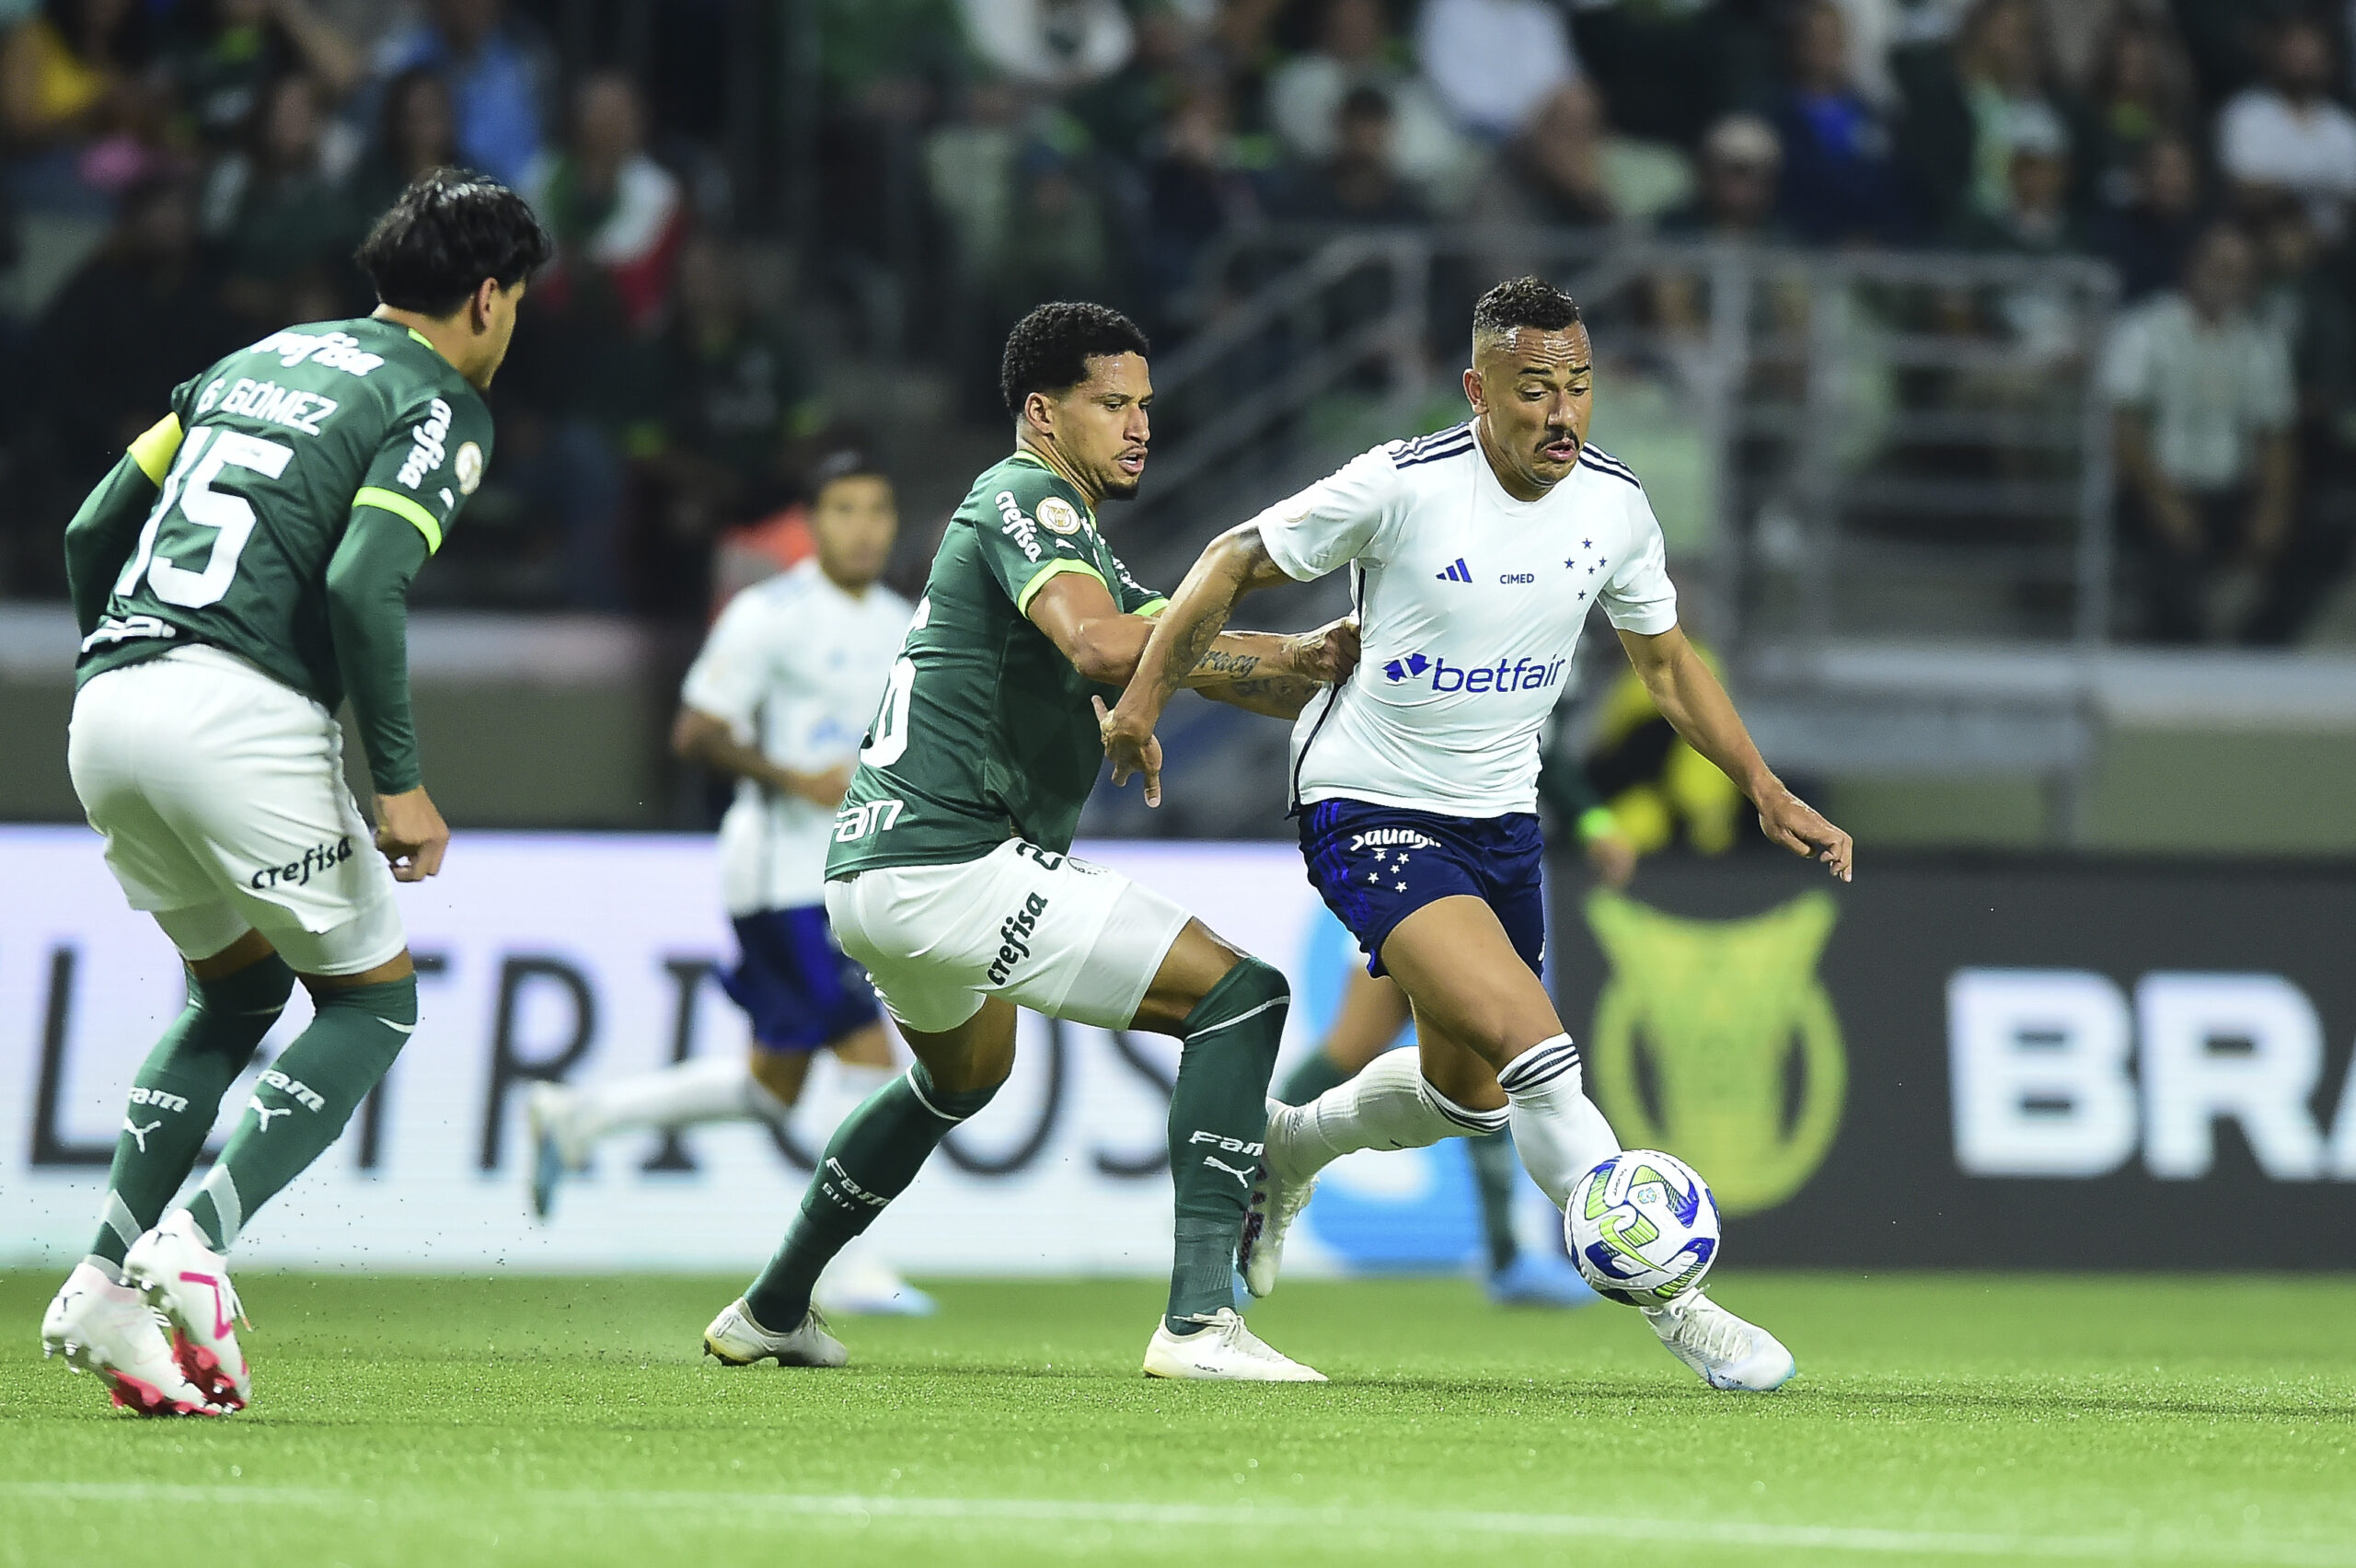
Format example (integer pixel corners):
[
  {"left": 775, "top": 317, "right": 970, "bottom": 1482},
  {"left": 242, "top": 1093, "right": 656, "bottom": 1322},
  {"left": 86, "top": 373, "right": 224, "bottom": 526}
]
[
  {"left": 122, "top": 1211, "right": 251, "bottom": 1411},
  {"left": 40, "top": 1261, "right": 221, "bottom": 1416}
]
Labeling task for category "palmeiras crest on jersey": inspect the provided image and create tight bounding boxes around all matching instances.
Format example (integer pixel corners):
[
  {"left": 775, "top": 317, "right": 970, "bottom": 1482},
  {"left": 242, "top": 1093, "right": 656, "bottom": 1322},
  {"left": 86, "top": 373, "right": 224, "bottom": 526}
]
[{"left": 1583, "top": 889, "right": 1845, "bottom": 1217}]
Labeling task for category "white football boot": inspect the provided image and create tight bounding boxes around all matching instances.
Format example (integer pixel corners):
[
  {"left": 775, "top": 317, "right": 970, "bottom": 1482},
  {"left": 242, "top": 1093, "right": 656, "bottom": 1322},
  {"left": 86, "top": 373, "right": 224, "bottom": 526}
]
[
  {"left": 1237, "top": 1100, "right": 1318, "bottom": 1298},
  {"left": 526, "top": 1082, "right": 589, "bottom": 1221},
  {"left": 1142, "top": 1308, "right": 1326, "bottom": 1381},
  {"left": 813, "top": 1243, "right": 937, "bottom": 1318},
  {"left": 1642, "top": 1291, "right": 1796, "bottom": 1391},
  {"left": 122, "top": 1210, "right": 250, "bottom": 1411},
  {"left": 41, "top": 1261, "right": 220, "bottom": 1416},
  {"left": 702, "top": 1297, "right": 849, "bottom": 1367}
]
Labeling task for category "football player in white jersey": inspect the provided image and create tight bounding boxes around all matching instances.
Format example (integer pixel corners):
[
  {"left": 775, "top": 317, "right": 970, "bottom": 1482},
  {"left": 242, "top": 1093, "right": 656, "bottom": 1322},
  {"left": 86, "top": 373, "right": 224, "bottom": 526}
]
[
  {"left": 1103, "top": 277, "right": 1854, "bottom": 1390},
  {"left": 528, "top": 455, "right": 932, "bottom": 1316}
]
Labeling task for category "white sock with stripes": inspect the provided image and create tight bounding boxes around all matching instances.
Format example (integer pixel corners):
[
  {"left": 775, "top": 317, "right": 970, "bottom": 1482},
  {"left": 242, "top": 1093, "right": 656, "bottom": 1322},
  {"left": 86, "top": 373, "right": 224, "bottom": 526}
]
[
  {"left": 1273, "top": 1046, "right": 1508, "bottom": 1181},
  {"left": 1497, "top": 1034, "right": 1622, "bottom": 1208}
]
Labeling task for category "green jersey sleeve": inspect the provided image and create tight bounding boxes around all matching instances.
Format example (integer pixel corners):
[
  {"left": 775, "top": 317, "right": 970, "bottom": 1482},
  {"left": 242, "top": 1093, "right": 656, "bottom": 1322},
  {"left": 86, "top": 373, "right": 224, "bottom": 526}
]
[
  {"left": 972, "top": 461, "right": 1114, "bottom": 617},
  {"left": 1105, "top": 547, "right": 1165, "bottom": 617},
  {"left": 351, "top": 385, "right": 495, "bottom": 556}
]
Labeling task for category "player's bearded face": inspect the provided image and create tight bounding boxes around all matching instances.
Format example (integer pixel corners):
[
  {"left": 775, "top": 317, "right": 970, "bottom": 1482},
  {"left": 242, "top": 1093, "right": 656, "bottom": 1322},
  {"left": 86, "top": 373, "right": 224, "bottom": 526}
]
[
  {"left": 1469, "top": 325, "right": 1592, "bottom": 494},
  {"left": 1054, "top": 352, "right": 1153, "bottom": 501}
]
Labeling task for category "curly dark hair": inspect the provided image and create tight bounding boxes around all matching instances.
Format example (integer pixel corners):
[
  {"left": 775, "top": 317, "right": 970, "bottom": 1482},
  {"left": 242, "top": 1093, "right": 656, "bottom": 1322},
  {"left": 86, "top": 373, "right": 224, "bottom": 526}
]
[
  {"left": 999, "top": 302, "right": 1151, "bottom": 420},
  {"left": 354, "top": 167, "right": 552, "bottom": 315},
  {"left": 1471, "top": 275, "right": 1582, "bottom": 341}
]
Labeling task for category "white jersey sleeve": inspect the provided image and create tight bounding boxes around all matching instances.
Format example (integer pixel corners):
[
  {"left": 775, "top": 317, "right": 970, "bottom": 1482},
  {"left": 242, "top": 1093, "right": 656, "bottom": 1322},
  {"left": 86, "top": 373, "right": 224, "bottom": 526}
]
[
  {"left": 1598, "top": 482, "right": 1679, "bottom": 635},
  {"left": 1252, "top": 445, "right": 1403, "bottom": 581},
  {"left": 678, "top": 591, "right": 775, "bottom": 739}
]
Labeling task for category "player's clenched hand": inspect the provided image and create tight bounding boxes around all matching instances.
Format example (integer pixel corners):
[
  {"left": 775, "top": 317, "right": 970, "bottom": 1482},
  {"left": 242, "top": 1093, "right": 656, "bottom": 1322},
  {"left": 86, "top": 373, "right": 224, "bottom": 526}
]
[
  {"left": 1094, "top": 695, "right": 1163, "bottom": 808},
  {"left": 1758, "top": 787, "right": 1853, "bottom": 882},
  {"left": 1283, "top": 616, "right": 1360, "bottom": 686},
  {"left": 375, "top": 787, "right": 450, "bottom": 882}
]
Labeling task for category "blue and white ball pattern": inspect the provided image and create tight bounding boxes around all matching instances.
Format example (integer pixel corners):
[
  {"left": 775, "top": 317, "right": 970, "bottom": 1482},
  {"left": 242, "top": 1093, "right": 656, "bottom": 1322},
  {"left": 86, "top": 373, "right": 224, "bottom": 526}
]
[{"left": 1564, "top": 1150, "right": 1721, "bottom": 1307}]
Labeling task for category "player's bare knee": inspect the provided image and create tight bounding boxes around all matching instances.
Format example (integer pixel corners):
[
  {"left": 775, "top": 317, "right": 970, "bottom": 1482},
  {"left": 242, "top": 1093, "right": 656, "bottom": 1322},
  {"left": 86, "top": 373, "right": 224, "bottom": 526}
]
[{"left": 748, "top": 1048, "right": 812, "bottom": 1106}]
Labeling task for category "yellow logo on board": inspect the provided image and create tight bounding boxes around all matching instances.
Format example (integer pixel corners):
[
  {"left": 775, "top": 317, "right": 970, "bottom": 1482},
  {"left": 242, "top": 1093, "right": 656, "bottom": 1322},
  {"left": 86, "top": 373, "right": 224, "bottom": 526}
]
[{"left": 1584, "top": 889, "right": 1845, "bottom": 1216}]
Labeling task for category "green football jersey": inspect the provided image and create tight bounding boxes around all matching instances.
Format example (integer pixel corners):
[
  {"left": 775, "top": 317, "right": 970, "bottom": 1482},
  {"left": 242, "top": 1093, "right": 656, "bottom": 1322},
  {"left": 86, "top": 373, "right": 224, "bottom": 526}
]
[
  {"left": 76, "top": 316, "right": 494, "bottom": 711},
  {"left": 826, "top": 449, "right": 1166, "bottom": 876}
]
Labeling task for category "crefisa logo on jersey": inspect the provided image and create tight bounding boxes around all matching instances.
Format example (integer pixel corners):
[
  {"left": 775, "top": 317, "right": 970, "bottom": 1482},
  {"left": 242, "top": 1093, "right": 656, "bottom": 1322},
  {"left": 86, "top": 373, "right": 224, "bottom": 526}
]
[{"left": 1380, "top": 651, "right": 1566, "bottom": 694}]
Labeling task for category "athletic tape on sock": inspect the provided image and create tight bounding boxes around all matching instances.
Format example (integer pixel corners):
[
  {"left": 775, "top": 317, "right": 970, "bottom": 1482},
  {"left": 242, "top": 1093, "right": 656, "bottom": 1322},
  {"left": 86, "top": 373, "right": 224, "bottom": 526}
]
[
  {"left": 101, "top": 1192, "right": 141, "bottom": 1252},
  {"left": 193, "top": 1169, "right": 244, "bottom": 1250},
  {"left": 1498, "top": 1034, "right": 1582, "bottom": 1094}
]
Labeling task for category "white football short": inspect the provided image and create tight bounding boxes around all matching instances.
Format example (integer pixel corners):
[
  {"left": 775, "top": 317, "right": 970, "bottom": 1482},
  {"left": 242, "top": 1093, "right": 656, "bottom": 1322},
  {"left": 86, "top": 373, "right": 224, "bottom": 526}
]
[
  {"left": 823, "top": 837, "right": 1193, "bottom": 1035},
  {"left": 67, "top": 645, "right": 406, "bottom": 975}
]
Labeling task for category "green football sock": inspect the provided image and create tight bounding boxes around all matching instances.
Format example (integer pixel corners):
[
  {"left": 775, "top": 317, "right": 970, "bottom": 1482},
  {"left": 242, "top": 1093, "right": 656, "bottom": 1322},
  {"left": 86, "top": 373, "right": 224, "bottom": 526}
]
[
  {"left": 1165, "top": 958, "right": 1288, "bottom": 1332},
  {"left": 1276, "top": 1044, "right": 1351, "bottom": 1108},
  {"left": 744, "top": 1063, "right": 997, "bottom": 1333},
  {"left": 1466, "top": 1129, "right": 1522, "bottom": 1274},
  {"left": 89, "top": 954, "right": 295, "bottom": 1269},
  {"left": 184, "top": 975, "right": 413, "bottom": 1251}
]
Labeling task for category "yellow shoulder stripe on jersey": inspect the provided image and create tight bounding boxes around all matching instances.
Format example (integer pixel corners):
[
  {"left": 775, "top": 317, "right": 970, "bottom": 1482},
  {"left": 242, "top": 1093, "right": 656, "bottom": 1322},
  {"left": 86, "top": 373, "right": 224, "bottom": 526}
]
[
  {"left": 1013, "top": 558, "right": 1106, "bottom": 617},
  {"left": 354, "top": 487, "right": 444, "bottom": 554},
  {"left": 1130, "top": 596, "right": 1171, "bottom": 618},
  {"left": 127, "top": 414, "right": 183, "bottom": 485}
]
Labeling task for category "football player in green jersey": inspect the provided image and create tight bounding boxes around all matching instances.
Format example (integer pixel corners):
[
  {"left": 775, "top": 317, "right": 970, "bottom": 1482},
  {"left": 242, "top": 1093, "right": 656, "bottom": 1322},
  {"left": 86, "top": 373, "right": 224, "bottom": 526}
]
[
  {"left": 702, "top": 303, "right": 1359, "bottom": 1380},
  {"left": 40, "top": 171, "right": 550, "bottom": 1416}
]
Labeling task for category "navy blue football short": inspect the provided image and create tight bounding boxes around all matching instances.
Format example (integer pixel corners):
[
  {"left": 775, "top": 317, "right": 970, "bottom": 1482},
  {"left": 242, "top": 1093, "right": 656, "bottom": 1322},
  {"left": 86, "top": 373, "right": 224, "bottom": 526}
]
[
  {"left": 1299, "top": 798, "right": 1546, "bottom": 980},
  {"left": 719, "top": 905, "right": 881, "bottom": 1052}
]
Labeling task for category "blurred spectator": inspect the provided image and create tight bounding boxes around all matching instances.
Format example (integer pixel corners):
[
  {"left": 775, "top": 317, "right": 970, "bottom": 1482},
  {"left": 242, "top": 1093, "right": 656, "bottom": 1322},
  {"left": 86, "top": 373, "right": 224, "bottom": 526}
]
[
  {"left": 1659, "top": 112, "right": 1784, "bottom": 240},
  {"left": 2104, "top": 222, "right": 2296, "bottom": 641},
  {"left": 2091, "top": 131, "right": 2208, "bottom": 301},
  {"left": 167, "top": 0, "right": 361, "bottom": 157},
  {"left": 1, "top": 0, "right": 157, "bottom": 215},
  {"left": 2080, "top": 6, "right": 2194, "bottom": 212},
  {"left": 525, "top": 70, "right": 686, "bottom": 335},
  {"left": 1265, "top": 0, "right": 1473, "bottom": 210},
  {"left": 2243, "top": 195, "right": 2356, "bottom": 643},
  {"left": 1467, "top": 80, "right": 1615, "bottom": 231},
  {"left": 1138, "top": 74, "right": 1266, "bottom": 329},
  {"left": 1773, "top": 0, "right": 1908, "bottom": 243},
  {"left": 641, "top": 236, "right": 826, "bottom": 615},
  {"left": 373, "top": 0, "right": 553, "bottom": 190},
  {"left": 1286, "top": 85, "right": 1428, "bottom": 225},
  {"left": 957, "top": 0, "right": 1131, "bottom": 92},
  {"left": 1952, "top": 102, "right": 2077, "bottom": 255},
  {"left": 202, "top": 71, "right": 361, "bottom": 329},
  {"left": 1899, "top": 0, "right": 2075, "bottom": 231},
  {"left": 998, "top": 140, "right": 1113, "bottom": 307},
  {"left": 349, "top": 65, "right": 456, "bottom": 220},
  {"left": 1068, "top": 2, "right": 1198, "bottom": 164},
  {"left": 25, "top": 176, "right": 235, "bottom": 538},
  {"left": 1416, "top": 0, "right": 1580, "bottom": 143},
  {"left": 2216, "top": 14, "right": 2356, "bottom": 240},
  {"left": 1569, "top": 0, "right": 1779, "bottom": 148}
]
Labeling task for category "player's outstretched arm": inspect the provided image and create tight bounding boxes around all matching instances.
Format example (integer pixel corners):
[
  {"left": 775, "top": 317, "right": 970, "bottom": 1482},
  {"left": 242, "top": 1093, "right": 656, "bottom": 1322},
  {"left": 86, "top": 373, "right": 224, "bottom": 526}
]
[
  {"left": 1616, "top": 623, "right": 1854, "bottom": 882},
  {"left": 1099, "top": 525, "right": 1311, "bottom": 798},
  {"left": 672, "top": 707, "right": 849, "bottom": 808}
]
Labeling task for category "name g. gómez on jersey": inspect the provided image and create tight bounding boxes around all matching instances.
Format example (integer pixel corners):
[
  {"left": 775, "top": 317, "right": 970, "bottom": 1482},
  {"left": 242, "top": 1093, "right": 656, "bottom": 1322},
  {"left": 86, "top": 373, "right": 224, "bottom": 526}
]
[{"left": 1251, "top": 424, "right": 1677, "bottom": 817}]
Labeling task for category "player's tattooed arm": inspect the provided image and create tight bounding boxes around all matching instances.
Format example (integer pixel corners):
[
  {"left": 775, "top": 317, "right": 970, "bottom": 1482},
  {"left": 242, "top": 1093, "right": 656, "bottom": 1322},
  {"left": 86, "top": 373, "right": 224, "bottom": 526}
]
[{"left": 1198, "top": 673, "right": 1329, "bottom": 720}]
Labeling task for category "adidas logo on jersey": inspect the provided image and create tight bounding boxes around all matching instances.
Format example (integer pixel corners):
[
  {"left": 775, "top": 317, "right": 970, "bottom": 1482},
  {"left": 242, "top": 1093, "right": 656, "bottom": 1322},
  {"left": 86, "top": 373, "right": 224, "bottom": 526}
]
[
  {"left": 1382, "top": 652, "right": 1566, "bottom": 694},
  {"left": 1435, "top": 558, "right": 1472, "bottom": 582}
]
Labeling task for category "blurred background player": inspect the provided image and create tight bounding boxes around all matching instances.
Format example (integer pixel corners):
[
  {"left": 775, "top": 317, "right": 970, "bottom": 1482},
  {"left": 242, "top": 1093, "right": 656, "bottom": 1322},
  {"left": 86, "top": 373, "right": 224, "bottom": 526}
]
[
  {"left": 1275, "top": 730, "right": 1635, "bottom": 1308},
  {"left": 40, "top": 171, "right": 549, "bottom": 1416},
  {"left": 527, "top": 452, "right": 931, "bottom": 1317}
]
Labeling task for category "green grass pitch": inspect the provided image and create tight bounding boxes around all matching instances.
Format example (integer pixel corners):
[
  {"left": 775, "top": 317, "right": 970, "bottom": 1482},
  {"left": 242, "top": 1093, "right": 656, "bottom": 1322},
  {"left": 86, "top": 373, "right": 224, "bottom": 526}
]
[{"left": 3, "top": 1271, "right": 2351, "bottom": 1567}]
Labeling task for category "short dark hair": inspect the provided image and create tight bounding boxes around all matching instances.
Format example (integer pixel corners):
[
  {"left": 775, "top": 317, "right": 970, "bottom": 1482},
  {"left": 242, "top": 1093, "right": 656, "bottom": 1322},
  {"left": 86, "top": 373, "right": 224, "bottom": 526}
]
[
  {"left": 1472, "top": 275, "right": 1583, "bottom": 342},
  {"left": 999, "top": 302, "right": 1150, "bottom": 420},
  {"left": 354, "top": 167, "right": 552, "bottom": 315},
  {"left": 809, "top": 447, "right": 890, "bottom": 500}
]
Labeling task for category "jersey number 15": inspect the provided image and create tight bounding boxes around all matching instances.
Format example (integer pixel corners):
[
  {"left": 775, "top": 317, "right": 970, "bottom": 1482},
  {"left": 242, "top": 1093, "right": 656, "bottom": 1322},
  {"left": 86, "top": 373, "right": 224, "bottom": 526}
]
[{"left": 114, "top": 428, "right": 294, "bottom": 608}]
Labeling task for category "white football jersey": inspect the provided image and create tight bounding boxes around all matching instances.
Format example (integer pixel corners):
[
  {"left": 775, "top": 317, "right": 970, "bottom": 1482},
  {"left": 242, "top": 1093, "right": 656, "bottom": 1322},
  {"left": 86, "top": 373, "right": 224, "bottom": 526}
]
[
  {"left": 1253, "top": 422, "right": 1678, "bottom": 818},
  {"left": 680, "top": 559, "right": 913, "bottom": 914}
]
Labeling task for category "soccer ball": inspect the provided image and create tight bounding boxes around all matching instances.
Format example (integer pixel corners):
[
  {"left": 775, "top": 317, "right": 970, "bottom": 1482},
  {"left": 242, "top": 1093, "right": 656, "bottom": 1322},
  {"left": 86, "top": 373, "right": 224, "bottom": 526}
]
[{"left": 1564, "top": 1149, "right": 1720, "bottom": 1307}]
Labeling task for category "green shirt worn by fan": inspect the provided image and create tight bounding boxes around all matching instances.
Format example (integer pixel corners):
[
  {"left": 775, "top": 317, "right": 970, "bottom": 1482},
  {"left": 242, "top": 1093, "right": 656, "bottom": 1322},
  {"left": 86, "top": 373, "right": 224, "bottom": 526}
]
[
  {"left": 826, "top": 450, "right": 1167, "bottom": 876},
  {"left": 71, "top": 317, "right": 495, "bottom": 795}
]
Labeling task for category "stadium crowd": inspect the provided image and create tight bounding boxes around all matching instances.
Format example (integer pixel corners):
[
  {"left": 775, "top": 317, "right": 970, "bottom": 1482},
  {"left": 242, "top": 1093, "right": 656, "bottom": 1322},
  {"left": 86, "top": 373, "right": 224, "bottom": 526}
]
[{"left": 1, "top": 0, "right": 2353, "bottom": 640}]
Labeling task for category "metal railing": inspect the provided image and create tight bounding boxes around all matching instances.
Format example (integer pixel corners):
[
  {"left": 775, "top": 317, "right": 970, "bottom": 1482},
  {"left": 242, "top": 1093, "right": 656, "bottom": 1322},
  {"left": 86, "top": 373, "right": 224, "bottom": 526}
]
[{"left": 1091, "top": 228, "right": 2124, "bottom": 842}]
